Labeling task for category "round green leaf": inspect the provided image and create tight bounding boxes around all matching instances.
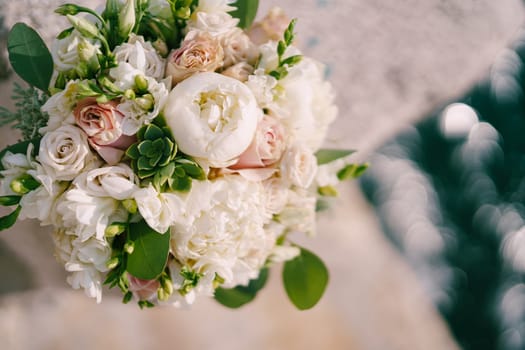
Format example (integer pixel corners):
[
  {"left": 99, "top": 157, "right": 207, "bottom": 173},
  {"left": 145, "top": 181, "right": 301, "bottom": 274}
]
[
  {"left": 8, "top": 23, "right": 53, "bottom": 91},
  {"left": 126, "top": 220, "right": 170, "bottom": 280},
  {"left": 215, "top": 268, "right": 269, "bottom": 308},
  {"left": 283, "top": 248, "right": 329, "bottom": 310}
]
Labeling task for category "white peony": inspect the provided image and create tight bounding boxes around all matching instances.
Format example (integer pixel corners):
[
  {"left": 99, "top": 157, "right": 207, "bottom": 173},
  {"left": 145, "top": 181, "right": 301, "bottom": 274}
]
[
  {"left": 134, "top": 185, "right": 184, "bottom": 234},
  {"left": 280, "top": 143, "right": 318, "bottom": 188},
  {"left": 164, "top": 72, "right": 260, "bottom": 168},
  {"left": 38, "top": 125, "right": 99, "bottom": 181},
  {"left": 277, "top": 188, "right": 317, "bottom": 236},
  {"left": 40, "top": 80, "right": 79, "bottom": 133},
  {"left": 113, "top": 35, "right": 165, "bottom": 81},
  {"left": 171, "top": 176, "right": 274, "bottom": 294}
]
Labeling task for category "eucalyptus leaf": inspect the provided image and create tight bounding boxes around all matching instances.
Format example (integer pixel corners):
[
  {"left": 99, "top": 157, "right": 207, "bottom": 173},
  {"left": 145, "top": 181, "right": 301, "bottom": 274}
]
[
  {"left": 126, "top": 220, "right": 170, "bottom": 280},
  {"left": 283, "top": 247, "right": 329, "bottom": 310},
  {"left": 215, "top": 268, "right": 269, "bottom": 308},
  {"left": 0, "top": 206, "right": 21, "bottom": 231},
  {"left": 8, "top": 23, "right": 53, "bottom": 91},
  {"left": 229, "top": 0, "right": 259, "bottom": 29},
  {"left": 315, "top": 149, "right": 355, "bottom": 165}
]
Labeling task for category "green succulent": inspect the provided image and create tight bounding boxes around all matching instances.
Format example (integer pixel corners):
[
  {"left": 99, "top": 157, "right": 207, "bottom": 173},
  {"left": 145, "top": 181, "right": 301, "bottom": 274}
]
[{"left": 126, "top": 123, "right": 205, "bottom": 192}]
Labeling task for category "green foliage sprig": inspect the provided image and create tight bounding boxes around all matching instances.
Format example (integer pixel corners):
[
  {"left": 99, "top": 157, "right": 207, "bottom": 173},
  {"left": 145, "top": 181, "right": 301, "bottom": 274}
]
[
  {"left": 269, "top": 19, "right": 303, "bottom": 80},
  {"left": 0, "top": 84, "right": 48, "bottom": 141}
]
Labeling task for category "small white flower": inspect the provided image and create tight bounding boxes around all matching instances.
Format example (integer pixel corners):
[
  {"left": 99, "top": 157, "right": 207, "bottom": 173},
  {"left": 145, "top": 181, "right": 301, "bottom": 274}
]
[
  {"left": 246, "top": 68, "right": 278, "bottom": 109},
  {"left": 113, "top": 35, "right": 165, "bottom": 81},
  {"left": 51, "top": 30, "right": 100, "bottom": 72},
  {"left": 277, "top": 188, "right": 317, "bottom": 236},
  {"left": 268, "top": 245, "right": 300, "bottom": 264},
  {"left": 134, "top": 185, "right": 184, "bottom": 234},
  {"left": 73, "top": 164, "right": 139, "bottom": 200},
  {"left": 40, "top": 80, "right": 79, "bottom": 133},
  {"left": 164, "top": 72, "right": 260, "bottom": 168},
  {"left": 38, "top": 125, "right": 99, "bottom": 181},
  {"left": 280, "top": 143, "right": 318, "bottom": 189}
]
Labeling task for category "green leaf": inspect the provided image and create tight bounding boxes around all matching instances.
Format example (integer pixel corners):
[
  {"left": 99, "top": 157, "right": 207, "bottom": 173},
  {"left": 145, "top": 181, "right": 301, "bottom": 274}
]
[
  {"left": 0, "top": 206, "right": 21, "bottom": 231},
  {"left": 215, "top": 268, "right": 269, "bottom": 308},
  {"left": 337, "top": 163, "right": 369, "bottom": 180},
  {"left": 0, "top": 138, "right": 41, "bottom": 171},
  {"left": 126, "top": 220, "right": 170, "bottom": 280},
  {"left": 229, "top": 0, "right": 259, "bottom": 29},
  {"left": 8, "top": 23, "right": 53, "bottom": 91},
  {"left": 315, "top": 149, "right": 355, "bottom": 165},
  {"left": 0, "top": 196, "right": 21, "bottom": 206},
  {"left": 283, "top": 247, "right": 329, "bottom": 310}
]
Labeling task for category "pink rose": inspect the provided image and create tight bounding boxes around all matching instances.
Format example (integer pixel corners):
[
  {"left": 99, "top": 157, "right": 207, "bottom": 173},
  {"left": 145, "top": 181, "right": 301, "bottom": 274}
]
[
  {"left": 165, "top": 31, "right": 224, "bottom": 85},
  {"left": 74, "top": 97, "right": 136, "bottom": 165},
  {"left": 128, "top": 275, "right": 160, "bottom": 301},
  {"left": 229, "top": 115, "right": 286, "bottom": 181}
]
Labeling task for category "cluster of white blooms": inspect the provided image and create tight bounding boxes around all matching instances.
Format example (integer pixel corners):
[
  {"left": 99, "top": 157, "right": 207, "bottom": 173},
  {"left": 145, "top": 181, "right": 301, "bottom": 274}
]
[{"left": 0, "top": 0, "right": 347, "bottom": 307}]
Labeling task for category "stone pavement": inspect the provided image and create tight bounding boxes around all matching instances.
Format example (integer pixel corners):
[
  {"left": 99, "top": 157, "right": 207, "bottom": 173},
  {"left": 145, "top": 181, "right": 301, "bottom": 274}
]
[{"left": 0, "top": 0, "right": 523, "bottom": 349}]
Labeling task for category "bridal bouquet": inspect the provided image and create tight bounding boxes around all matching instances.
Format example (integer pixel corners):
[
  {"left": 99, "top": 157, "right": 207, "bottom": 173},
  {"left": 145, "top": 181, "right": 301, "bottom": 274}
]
[{"left": 0, "top": 0, "right": 366, "bottom": 310}]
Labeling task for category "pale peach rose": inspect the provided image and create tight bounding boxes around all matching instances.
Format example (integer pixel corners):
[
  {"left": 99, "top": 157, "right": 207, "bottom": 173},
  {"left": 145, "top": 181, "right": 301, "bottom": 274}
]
[
  {"left": 165, "top": 31, "right": 224, "bottom": 84},
  {"left": 73, "top": 97, "right": 136, "bottom": 165},
  {"left": 248, "top": 7, "right": 290, "bottom": 45},
  {"left": 128, "top": 275, "right": 160, "bottom": 301},
  {"left": 231, "top": 115, "right": 286, "bottom": 169},
  {"left": 221, "top": 62, "right": 254, "bottom": 82},
  {"left": 229, "top": 115, "right": 286, "bottom": 181},
  {"left": 221, "top": 28, "right": 258, "bottom": 67}
]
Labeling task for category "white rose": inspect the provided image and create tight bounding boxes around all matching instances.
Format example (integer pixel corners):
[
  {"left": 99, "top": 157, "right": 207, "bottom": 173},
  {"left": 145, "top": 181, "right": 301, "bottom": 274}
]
[
  {"left": 164, "top": 72, "right": 260, "bottom": 168},
  {"left": 40, "top": 80, "right": 79, "bottom": 133},
  {"left": 38, "top": 125, "right": 99, "bottom": 181},
  {"left": 73, "top": 164, "right": 138, "bottom": 200},
  {"left": 113, "top": 35, "right": 165, "bottom": 81},
  {"left": 280, "top": 143, "right": 318, "bottom": 188},
  {"left": 51, "top": 30, "right": 100, "bottom": 72},
  {"left": 171, "top": 176, "right": 274, "bottom": 291},
  {"left": 134, "top": 185, "right": 184, "bottom": 234}
]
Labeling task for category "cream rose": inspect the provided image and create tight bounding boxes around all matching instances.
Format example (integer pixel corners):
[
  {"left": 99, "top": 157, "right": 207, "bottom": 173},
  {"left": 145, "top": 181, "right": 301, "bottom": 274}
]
[
  {"left": 222, "top": 62, "right": 254, "bottom": 82},
  {"left": 164, "top": 72, "right": 260, "bottom": 168},
  {"left": 72, "top": 164, "right": 138, "bottom": 200},
  {"left": 280, "top": 143, "right": 318, "bottom": 188},
  {"left": 74, "top": 97, "right": 136, "bottom": 165},
  {"left": 165, "top": 31, "right": 224, "bottom": 84},
  {"left": 248, "top": 7, "right": 290, "bottom": 45},
  {"left": 221, "top": 28, "right": 258, "bottom": 67},
  {"left": 38, "top": 125, "right": 97, "bottom": 181}
]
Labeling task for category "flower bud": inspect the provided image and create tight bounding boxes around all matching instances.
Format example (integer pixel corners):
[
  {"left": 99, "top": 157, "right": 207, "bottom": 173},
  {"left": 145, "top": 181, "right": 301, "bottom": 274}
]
[
  {"left": 152, "top": 39, "right": 169, "bottom": 57},
  {"left": 124, "top": 89, "right": 136, "bottom": 100},
  {"left": 106, "top": 257, "right": 120, "bottom": 270},
  {"left": 135, "top": 94, "right": 154, "bottom": 111},
  {"left": 55, "top": 4, "right": 81, "bottom": 16},
  {"left": 10, "top": 174, "right": 40, "bottom": 194},
  {"left": 134, "top": 75, "right": 149, "bottom": 94},
  {"left": 118, "top": 0, "right": 136, "bottom": 39},
  {"left": 318, "top": 185, "right": 338, "bottom": 197},
  {"left": 105, "top": 222, "right": 127, "bottom": 237},
  {"left": 66, "top": 15, "right": 100, "bottom": 39},
  {"left": 122, "top": 198, "right": 138, "bottom": 214},
  {"left": 124, "top": 241, "right": 135, "bottom": 254}
]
